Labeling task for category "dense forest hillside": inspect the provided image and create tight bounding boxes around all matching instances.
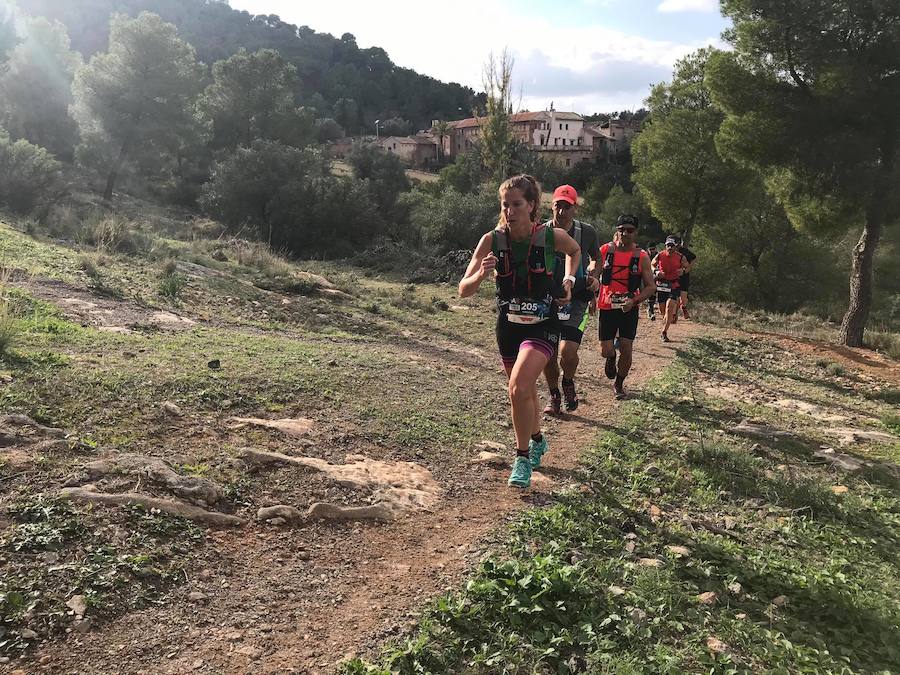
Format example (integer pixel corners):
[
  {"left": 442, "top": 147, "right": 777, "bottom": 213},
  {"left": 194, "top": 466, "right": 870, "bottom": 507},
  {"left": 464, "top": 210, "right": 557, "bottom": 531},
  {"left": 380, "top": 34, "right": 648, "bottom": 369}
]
[{"left": 16, "top": 0, "right": 483, "bottom": 133}]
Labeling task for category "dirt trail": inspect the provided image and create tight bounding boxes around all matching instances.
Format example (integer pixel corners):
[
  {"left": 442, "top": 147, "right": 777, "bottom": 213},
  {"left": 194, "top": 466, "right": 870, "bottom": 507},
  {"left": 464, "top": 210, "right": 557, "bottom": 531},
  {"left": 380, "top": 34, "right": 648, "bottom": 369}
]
[{"left": 18, "top": 316, "right": 702, "bottom": 675}]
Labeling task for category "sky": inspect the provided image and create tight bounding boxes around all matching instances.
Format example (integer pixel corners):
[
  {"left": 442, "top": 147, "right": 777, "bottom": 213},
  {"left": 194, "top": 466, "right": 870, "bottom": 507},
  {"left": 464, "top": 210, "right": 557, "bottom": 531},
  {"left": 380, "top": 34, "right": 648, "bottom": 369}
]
[{"left": 228, "top": 0, "right": 730, "bottom": 116}]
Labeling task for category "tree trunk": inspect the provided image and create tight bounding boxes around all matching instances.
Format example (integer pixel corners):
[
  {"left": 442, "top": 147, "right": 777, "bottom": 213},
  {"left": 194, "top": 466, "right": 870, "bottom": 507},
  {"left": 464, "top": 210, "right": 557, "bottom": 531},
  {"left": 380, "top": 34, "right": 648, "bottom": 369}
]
[
  {"left": 103, "top": 139, "right": 131, "bottom": 202},
  {"left": 838, "top": 217, "right": 882, "bottom": 347},
  {"left": 839, "top": 135, "right": 895, "bottom": 347}
]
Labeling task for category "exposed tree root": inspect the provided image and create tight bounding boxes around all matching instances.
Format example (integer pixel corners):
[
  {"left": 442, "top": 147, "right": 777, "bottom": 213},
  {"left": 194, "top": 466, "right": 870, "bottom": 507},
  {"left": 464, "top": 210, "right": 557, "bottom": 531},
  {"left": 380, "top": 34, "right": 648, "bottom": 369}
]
[
  {"left": 60, "top": 486, "right": 244, "bottom": 527},
  {"left": 257, "top": 505, "right": 304, "bottom": 524},
  {"left": 81, "top": 454, "right": 224, "bottom": 507}
]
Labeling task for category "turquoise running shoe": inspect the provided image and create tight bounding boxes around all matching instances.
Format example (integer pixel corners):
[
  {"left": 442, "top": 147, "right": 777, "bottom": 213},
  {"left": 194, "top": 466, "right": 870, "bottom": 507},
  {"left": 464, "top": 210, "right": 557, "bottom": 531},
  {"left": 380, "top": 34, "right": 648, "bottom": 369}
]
[
  {"left": 528, "top": 436, "right": 549, "bottom": 468},
  {"left": 508, "top": 456, "right": 532, "bottom": 488}
]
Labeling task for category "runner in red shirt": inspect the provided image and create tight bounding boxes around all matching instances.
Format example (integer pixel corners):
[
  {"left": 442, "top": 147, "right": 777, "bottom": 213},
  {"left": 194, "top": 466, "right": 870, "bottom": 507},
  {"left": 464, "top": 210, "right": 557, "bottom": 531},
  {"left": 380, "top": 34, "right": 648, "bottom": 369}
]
[{"left": 591, "top": 215, "right": 657, "bottom": 399}]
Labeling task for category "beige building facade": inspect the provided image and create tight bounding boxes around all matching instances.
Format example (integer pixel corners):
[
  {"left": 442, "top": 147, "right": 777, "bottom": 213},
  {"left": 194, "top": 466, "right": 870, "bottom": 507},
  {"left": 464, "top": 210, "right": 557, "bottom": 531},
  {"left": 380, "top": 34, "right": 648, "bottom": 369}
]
[{"left": 440, "top": 110, "right": 604, "bottom": 167}]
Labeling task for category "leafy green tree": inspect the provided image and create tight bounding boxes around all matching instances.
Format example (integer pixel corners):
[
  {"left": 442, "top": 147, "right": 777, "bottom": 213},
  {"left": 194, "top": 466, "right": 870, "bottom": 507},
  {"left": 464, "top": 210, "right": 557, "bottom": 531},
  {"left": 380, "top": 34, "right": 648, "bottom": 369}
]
[
  {"left": 0, "top": 131, "right": 62, "bottom": 213},
  {"left": 269, "top": 176, "right": 385, "bottom": 257},
  {"left": 432, "top": 120, "right": 452, "bottom": 161},
  {"left": 0, "top": 18, "right": 81, "bottom": 160},
  {"left": 592, "top": 185, "right": 659, "bottom": 238},
  {"left": 480, "top": 50, "right": 517, "bottom": 182},
  {"left": 438, "top": 147, "right": 485, "bottom": 194},
  {"left": 632, "top": 48, "right": 739, "bottom": 245},
  {"left": 332, "top": 97, "right": 359, "bottom": 133},
  {"left": 315, "top": 118, "right": 345, "bottom": 143},
  {"left": 199, "top": 140, "right": 327, "bottom": 242},
  {"left": 379, "top": 117, "right": 412, "bottom": 138},
  {"left": 346, "top": 141, "right": 409, "bottom": 218},
  {"left": 706, "top": 0, "right": 900, "bottom": 346},
  {"left": 71, "top": 12, "right": 204, "bottom": 200},
  {"left": 201, "top": 48, "right": 311, "bottom": 149}
]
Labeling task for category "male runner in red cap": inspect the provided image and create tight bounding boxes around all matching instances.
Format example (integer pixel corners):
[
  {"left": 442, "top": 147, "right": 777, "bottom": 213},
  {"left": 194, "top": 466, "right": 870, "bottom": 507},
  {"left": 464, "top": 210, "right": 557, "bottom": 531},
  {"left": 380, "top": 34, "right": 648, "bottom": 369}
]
[{"left": 542, "top": 185, "right": 600, "bottom": 414}]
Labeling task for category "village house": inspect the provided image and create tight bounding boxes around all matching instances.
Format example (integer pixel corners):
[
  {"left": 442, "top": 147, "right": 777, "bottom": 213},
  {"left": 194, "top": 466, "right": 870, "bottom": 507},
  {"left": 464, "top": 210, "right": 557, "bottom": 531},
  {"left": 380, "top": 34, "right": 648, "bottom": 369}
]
[
  {"left": 377, "top": 134, "right": 438, "bottom": 168},
  {"left": 591, "top": 119, "right": 641, "bottom": 153},
  {"left": 439, "top": 110, "right": 606, "bottom": 168}
]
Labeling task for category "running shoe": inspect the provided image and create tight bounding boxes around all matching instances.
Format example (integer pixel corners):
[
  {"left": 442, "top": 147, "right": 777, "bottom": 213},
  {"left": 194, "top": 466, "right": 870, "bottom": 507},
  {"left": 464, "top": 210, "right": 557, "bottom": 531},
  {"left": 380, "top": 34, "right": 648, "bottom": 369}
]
[
  {"left": 528, "top": 436, "right": 549, "bottom": 468},
  {"left": 649, "top": 312, "right": 656, "bottom": 321},
  {"left": 604, "top": 355, "right": 617, "bottom": 379},
  {"left": 662, "top": 332, "right": 671, "bottom": 343},
  {"left": 614, "top": 382, "right": 626, "bottom": 400},
  {"left": 562, "top": 379, "right": 578, "bottom": 412},
  {"left": 508, "top": 456, "right": 532, "bottom": 488},
  {"left": 543, "top": 390, "right": 562, "bottom": 416}
]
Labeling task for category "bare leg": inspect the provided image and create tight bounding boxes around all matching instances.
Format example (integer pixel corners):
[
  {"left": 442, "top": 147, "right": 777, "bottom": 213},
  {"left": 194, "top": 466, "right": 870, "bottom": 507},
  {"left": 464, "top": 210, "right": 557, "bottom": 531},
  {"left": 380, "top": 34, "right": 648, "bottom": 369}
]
[
  {"left": 543, "top": 354, "right": 561, "bottom": 391},
  {"left": 617, "top": 338, "right": 634, "bottom": 379},
  {"left": 508, "top": 349, "right": 550, "bottom": 451},
  {"left": 663, "top": 298, "right": 677, "bottom": 337},
  {"left": 559, "top": 341, "right": 580, "bottom": 380}
]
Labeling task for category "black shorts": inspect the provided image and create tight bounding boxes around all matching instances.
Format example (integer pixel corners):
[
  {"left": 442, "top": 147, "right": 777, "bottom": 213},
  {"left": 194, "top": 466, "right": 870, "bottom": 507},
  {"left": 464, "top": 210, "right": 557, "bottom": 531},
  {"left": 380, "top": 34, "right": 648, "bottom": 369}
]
[
  {"left": 679, "top": 274, "right": 691, "bottom": 292},
  {"left": 657, "top": 288, "right": 682, "bottom": 305},
  {"left": 559, "top": 301, "right": 590, "bottom": 344},
  {"left": 599, "top": 308, "right": 639, "bottom": 342},
  {"left": 496, "top": 314, "right": 560, "bottom": 367}
]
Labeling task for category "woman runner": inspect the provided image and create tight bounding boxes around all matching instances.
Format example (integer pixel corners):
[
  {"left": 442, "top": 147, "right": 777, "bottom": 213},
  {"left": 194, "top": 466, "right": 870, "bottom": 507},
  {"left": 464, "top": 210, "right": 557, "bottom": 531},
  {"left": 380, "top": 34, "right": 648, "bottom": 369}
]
[{"left": 459, "top": 174, "right": 581, "bottom": 488}]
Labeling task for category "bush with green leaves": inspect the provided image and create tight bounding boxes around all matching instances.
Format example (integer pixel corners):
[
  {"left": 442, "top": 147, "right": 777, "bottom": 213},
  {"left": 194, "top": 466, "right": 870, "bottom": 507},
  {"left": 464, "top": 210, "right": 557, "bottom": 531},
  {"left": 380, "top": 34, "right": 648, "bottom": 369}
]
[
  {"left": 200, "top": 141, "right": 386, "bottom": 257},
  {"left": 346, "top": 141, "right": 410, "bottom": 219},
  {"left": 0, "top": 132, "right": 61, "bottom": 213},
  {"left": 407, "top": 186, "right": 498, "bottom": 253},
  {"left": 199, "top": 140, "right": 327, "bottom": 237}
]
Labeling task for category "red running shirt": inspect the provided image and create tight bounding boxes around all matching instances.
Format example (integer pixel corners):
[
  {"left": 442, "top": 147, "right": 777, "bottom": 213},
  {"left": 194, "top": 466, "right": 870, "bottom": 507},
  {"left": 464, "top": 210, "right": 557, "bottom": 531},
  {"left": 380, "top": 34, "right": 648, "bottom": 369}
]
[{"left": 597, "top": 245, "right": 648, "bottom": 310}]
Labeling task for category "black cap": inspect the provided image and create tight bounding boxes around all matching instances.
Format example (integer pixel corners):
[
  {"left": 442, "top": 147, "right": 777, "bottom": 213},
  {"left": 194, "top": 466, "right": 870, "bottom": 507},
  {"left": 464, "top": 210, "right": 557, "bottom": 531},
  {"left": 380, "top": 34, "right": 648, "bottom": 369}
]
[{"left": 616, "top": 214, "right": 638, "bottom": 227}]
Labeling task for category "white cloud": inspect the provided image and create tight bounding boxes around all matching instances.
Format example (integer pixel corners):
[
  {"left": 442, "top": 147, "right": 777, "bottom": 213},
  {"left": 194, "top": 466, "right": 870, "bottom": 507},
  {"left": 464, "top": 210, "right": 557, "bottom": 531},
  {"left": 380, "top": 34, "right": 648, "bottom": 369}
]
[{"left": 657, "top": 0, "right": 719, "bottom": 12}]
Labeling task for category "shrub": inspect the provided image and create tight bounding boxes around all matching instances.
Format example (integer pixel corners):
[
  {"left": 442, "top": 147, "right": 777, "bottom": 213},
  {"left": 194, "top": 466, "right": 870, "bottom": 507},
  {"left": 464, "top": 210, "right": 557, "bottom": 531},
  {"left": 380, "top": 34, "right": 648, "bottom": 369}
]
[
  {"left": 346, "top": 142, "right": 409, "bottom": 217},
  {"left": 0, "top": 132, "right": 62, "bottom": 213},
  {"left": 77, "top": 213, "right": 153, "bottom": 255},
  {"left": 199, "top": 140, "right": 327, "bottom": 238},
  {"left": 158, "top": 273, "right": 187, "bottom": 300},
  {"left": 408, "top": 187, "right": 497, "bottom": 253}
]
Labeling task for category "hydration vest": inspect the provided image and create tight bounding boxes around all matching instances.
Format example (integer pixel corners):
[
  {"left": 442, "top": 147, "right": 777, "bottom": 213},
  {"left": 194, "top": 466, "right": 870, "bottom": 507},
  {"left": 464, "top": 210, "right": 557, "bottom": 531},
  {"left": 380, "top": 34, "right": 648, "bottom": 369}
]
[
  {"left": 492, "top": 224, "right": 556, "bottom": 303},
  {"left": 599, "top": 243, "right": 642, "bottom": 293},
  {"left": 657, "top": 250, "right": 684, "bottom": 285},
  {"left": 545, "top": 219, "right": 592, "bottom": 300}
]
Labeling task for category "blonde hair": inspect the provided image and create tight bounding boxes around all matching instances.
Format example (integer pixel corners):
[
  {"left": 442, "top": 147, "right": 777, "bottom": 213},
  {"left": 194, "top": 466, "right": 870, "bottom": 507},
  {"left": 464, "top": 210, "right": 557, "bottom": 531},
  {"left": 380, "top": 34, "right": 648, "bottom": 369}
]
[{"left": 497, "top": 174, "right": 541, "bottom": 227}]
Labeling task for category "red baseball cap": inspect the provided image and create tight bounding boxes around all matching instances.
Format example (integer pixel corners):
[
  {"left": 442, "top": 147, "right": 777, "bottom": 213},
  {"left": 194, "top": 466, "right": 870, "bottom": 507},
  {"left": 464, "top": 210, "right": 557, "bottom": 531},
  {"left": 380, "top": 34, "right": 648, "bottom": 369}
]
[{"left": 552, "top": 185, "right": 577, "bottom": 205}]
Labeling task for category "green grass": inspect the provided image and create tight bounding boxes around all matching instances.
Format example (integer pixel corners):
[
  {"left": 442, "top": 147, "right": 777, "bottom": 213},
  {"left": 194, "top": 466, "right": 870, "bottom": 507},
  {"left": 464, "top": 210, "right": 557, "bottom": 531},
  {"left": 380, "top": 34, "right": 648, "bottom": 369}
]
[
  {"left": 694, "top": 301, "right": 900, "bottom": 359},
  {"left": 0, "top": 210, "right": 507, "bottom": 658},
  {"left": 344, "top": 336, "right": 900, "bottom": 674},
  {"left": 1, "top": 495, "right": 202, "bottom": 654}
]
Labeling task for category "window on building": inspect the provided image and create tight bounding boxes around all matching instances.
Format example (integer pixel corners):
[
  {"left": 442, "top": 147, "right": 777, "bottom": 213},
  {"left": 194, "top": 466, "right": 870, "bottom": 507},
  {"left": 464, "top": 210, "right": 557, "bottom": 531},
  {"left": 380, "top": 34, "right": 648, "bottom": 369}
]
[
  {"left": 540, "top": 135, "right": 544, "bottom": 144},
  {"left": 566, "top": 159, "right": 571, "bottom": 167},
  {"left": 577, "top": 138, "right": 582, "bottom": 145},
  {"left": 554, "top": 138, "right": 558, "bottom": 146},
  {"left": 565, "top": 123, "right": 569, "bottom": 130},
  {"left": 559, "top": 124, "right": 563, "bottom": 130}
]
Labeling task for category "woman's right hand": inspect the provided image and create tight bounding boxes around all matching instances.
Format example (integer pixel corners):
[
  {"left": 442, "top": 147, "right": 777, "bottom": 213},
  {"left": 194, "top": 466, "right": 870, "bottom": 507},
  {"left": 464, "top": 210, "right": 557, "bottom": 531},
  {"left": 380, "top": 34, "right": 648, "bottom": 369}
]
[{"left": 480, "top": 252, "right": 497, "bottom": 280}]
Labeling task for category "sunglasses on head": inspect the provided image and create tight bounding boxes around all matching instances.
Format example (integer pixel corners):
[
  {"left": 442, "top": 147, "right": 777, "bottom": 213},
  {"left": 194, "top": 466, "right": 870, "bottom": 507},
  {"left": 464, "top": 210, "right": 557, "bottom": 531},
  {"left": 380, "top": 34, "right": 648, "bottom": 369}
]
[{"left": 666, "top": 243, "right": 676, "bottom": 248}]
